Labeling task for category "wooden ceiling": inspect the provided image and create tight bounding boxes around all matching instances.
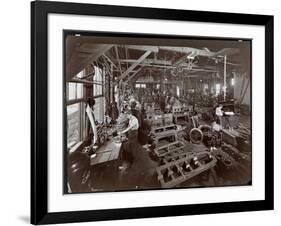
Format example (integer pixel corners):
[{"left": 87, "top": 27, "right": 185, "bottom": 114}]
[{"left": 65, "top": 34, "right": 251, "bottom": 83}]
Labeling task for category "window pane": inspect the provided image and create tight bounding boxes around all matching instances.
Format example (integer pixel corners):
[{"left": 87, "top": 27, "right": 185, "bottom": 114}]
[
  {"left": 67, "top": 103, "right": 81, "bottom": 149},
  {"left": 68, "top": 83, "right": 76, "bottom": 100},
  {"left": 216, "top": 83, "right": 221, "bottom": 96},
  {"left": 93, "top": 66, "right": 103, "bottom": 97},
  {"left": 94, "top": 84, "right": 102, "bottom": 96},
  {"left": 176, "top": 86, "right": 180, "bottom": 96},
  {"left": 231, "top": 78, "right": 235, "bottom": 86},
  {"left": 77, "top": 83, "right": 83, "bottom": 99},
  {"left": 93, "top": 97, "right": 105, "bottom": 123},
  {"left": 68, "top": 82, "right": 84, "bottom": 100},
  {"left": 94, "top": 66, "right": 102, "bottom": 82}
]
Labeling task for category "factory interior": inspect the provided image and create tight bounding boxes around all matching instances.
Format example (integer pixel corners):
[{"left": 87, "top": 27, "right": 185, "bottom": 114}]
[{"left": 66, "top": 34, "right": 252, "bottom": 193}]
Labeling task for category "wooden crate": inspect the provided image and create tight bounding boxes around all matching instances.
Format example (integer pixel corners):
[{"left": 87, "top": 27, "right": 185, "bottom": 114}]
[{"left": 156, "top": 152, "right": 217, "bottom": 188}]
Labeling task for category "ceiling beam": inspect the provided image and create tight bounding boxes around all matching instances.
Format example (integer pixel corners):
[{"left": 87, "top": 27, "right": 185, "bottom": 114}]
[
  {"left": 84, "top": 45, "right": 113, "bottom": 68},
  {"left": 211, "top": 48, "right": 240, "bottom": 58},
  {"left": 138, "top": 63, "right": 218, "bottom": 73},
  {"left": 120, "top": 45, "right": 159, "bottom": 53},
  {"left": 114, "top": 46, "right": 123, "bottom": 76},
  {"left": 102, "top": 54, "right": 117, "bottom": 68},
  {"left": 118, "top": 50, "right": 152, "bottom": 81},
  {"left": 113, "top": 58, "right": 172, "bottom": 65},
  {"left": 174, "top": 55, "right": 187, "bottom": 65},
  {"left": 127, "top": 66, "right": 144, "bottom": 82},
  {"left": 159, "top": 46, "right": 214, "bottom": 57},
  {"left": 70, "top": 78, "right": 103, "bottom": 85},
  {"left": 66, "top": 44, "right": 113, "bottom": 80}
]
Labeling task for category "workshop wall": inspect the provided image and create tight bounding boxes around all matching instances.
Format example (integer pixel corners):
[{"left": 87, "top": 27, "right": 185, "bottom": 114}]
[{"left": 234, "top": 76, "right": 250, "bottom": 106}]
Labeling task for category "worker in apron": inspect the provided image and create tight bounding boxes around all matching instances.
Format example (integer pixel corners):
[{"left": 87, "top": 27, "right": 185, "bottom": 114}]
[{"left": 118, "top": 110, "right": 139, "bottom": 169}]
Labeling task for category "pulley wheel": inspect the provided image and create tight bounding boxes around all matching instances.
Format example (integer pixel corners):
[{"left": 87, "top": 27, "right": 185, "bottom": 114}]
[{"left": 189, "top": 128, "right": 203, "bottom": 144}]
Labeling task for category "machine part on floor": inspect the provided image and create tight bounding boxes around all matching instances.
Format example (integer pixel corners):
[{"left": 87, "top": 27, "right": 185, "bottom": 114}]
[
  {"left": 151, "top": 123, "right": 177, "bottom": 134},
  {"left": 150, "top": 113, "right": 173, "bottom": 127},
  {"left": 211, "top": 148, "right": 236, "bottom": 169},
  {"left": 199, "top": 124, "right": 221, "bottom": 147},
  {"left": 156, "top": 152, "right": 217, "bottom": 188},
  {"left": 151, "top": 130, "right": 178, "bottom": 148},
  {"left": 150, "top": 123, "right": 178, "bottom": 148},
  {"left": 236, "top": 136, "right": 251, "bottom": 153},
  {"left": 221, "top": 143, "right": 250, "bottom": 163},
  {"left": 189, "top": 128, "right": 203, "bottom": 144},
  {"left": 162, "top": 151, "right": 191, "bottom": 163},
  {"left": 198, "top": 125, "right": 212, "bottom": 134},
  {"left": 154, "top": 141, "right": 186, "bottom": 158},
  {"left": 163, "top": 146, "right": 211, "bottom": 163},
  {"left": 235, "top": 123, "right": 251, "bottom": 143},
  {"left": 173, "top": 113, "right": 189, "bottom": 125},
  {"left": 203, "top": 130, "right": 222, "bottom": 148},
  {"left": 200, "top": 109, "right": 214, "bottom": 122},
  {"left": 162, "top": 113, "right": 174, "bottom": 125},
  {"left": 172, "top": 106, "right": 185, "bottom": 114}
]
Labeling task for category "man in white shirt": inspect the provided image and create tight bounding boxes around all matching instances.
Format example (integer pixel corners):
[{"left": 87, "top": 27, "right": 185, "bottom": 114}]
[
  {"left": 215, "top": 104, "right": 224, "bottom": 127},
  {"left": 119, "top": 111, "right": 139, "bottom": 139},
  {"left": 119, "top": 110, "right": 139, "bottom": 169}
]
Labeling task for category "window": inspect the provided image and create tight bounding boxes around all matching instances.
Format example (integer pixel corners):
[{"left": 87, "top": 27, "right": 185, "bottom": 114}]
[
  {"left": 215, "top": 83, "right": 221, "bottom": 96},
  {"left": 66, "top": 70, "right": 86, "bottom": 149},
  {"left": 231, "top": 78, "right": 235, "bottom": 86},
  {"left": 67, "top": 103, "right": 82, "bottom": 149},
  {"left": 135, "top": 83, "right": 146, "bottom": 88},
  {"left": 114, "top": 85, "right": 118, "bottom": 107},
  {"left": 92, "top": 66, "right": 105, "bottom": 123},
  {"left": 176, "top": 86, "right": 180, "bottom": 97},
  {"left": 203, "top": 84, "right": 209, "bottom": 95},
  {"left": 67, "top": 70, "right": 85, "bottom": 101},
  {"left": 93, "top": 66, "right": 103, "bottom": 97},
  {"left": 93, "top": 97, "right": 105, "bottom": 123},
  {"left": 67, "top": 83, "right": 83, "bottom": 100}
]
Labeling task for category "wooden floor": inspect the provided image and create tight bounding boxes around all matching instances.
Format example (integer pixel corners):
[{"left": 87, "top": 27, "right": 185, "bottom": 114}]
[{"left": 89, "top": 114, "right": 251, "bottom": 192}]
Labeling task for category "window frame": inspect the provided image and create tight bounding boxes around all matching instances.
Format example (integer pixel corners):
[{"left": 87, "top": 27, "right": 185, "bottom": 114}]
[{"left": 66, "top": 69, "right": 87, "bottom": 150}]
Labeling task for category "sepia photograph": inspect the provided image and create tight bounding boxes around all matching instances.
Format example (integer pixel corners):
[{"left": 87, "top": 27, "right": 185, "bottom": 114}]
[{"left": 64, "top": 32, "right": 252, "bottom": 194}]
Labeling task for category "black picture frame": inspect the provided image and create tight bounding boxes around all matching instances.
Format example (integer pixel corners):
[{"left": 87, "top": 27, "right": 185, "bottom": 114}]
[{"left": 31, "top": 0, "right": 274, "bottom": 224}]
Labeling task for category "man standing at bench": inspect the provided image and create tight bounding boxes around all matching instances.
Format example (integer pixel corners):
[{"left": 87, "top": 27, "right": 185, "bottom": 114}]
[{"left": 118, "top": 109, "right": 139, "bottom": 169}]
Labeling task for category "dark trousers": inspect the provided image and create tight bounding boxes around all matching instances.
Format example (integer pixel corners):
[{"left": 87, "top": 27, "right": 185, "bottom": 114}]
[
  {"left": 128, "top": 130, "right": 138, "bottom": 160},
  {"left": 121, "top": 130, "right": 139, "bottom": 164}
]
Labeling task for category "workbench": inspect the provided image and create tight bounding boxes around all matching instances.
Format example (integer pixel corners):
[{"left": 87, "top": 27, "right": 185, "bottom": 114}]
[
  {"left": 173, "top": 112, "right": 189, "bottom": 124},
  {"left": 90, "top": 139, "right": 122, "bottom": 166}
]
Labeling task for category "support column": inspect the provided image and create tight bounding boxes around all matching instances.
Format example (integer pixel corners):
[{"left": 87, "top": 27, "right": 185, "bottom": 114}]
[{"left": 224, "top": 55, "right": 227, "bottom": 101}]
